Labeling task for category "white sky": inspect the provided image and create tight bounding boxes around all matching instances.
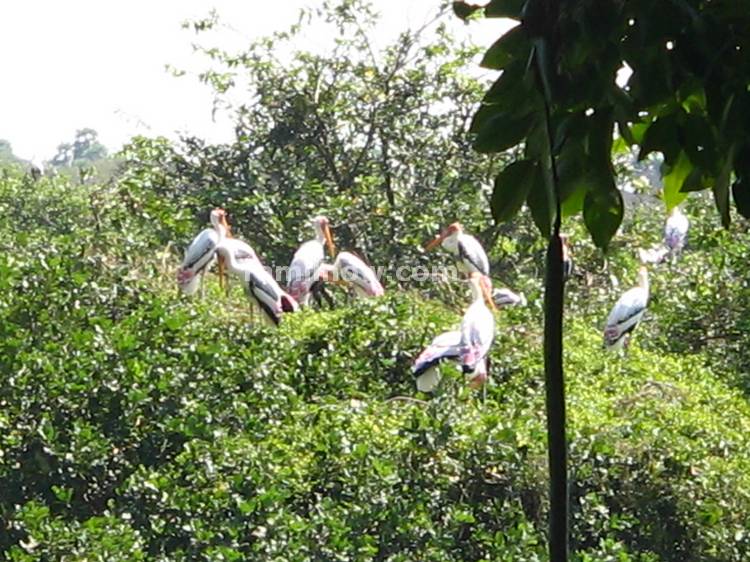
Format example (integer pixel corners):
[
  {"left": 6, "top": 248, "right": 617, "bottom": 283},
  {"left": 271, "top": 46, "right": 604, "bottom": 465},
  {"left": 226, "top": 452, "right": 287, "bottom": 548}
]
[{"left": 0, "top": 1, "right": 509, "bottom": 162}]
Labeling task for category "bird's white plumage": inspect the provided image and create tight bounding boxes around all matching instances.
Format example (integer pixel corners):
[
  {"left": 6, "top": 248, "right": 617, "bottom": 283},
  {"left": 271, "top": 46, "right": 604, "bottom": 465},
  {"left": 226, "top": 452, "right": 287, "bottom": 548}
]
[
  {"left": 219, "top": 237, "right": 259, "bottom": 268},
  {"left": 492, "top": 288, "right": 527, "bottom": 308},
  {"left": 664, "top": 207, "right": 689, "bottom": 254},
  {"left": 412, "top": 274, "right": 495, "bottom": 392},
  {"left": 426, "top": 223, "right": 490, "bottom": 277},
  {"left": 412, "top": 330, "right": 462, "bottom": 392},
  {"left": 288, "top": 216, "right": 333, "bottom": 306},
  {"left": 176, "top": 210, "right": 227, "bottom": 295},
  {"left": 603, "top": 267, "right": 649, "bottom": 350},
  {"left": 331, "top": 251, "right": 384, "bottom": 297},
  {"left": 218, "top": 242, "right": 297, "bottom": 326},
  {"left": 445, "top": 232, "right": 490, "bottom": 276},
  {"left": 459, "top": 295, "right": 495, "bottom": 374},
  {"left": 288, "top": 239, "right": 325, "bottom": 306}
]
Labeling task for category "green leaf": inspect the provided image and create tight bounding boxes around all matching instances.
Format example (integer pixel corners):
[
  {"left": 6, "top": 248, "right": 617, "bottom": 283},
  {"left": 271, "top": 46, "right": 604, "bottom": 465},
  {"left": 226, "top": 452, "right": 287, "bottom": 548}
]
[
  {"left": 482, "top": 62, "right": 539, "bottom": 115},
  {"left": 681, "top": 113, "right": 718, "bottom": 173},
  {"left": 732, "top": 179, "right": 750, "bottom": 219},
  {"left": 639, "top": 114, "right": 680, "bottom": 164},
  {"left": 480, "top": 25, "right": 529, "bottom": 71},
  {"left": 663, "top": 151, "right": 692, "bottom": 210},
  {"left": 526, "top": 162, "right": 555, "bottom": 237},
  {"left": 452, "top": 1, "right": 484, "bottom": 21},
  {"left": 485, "top": 0, "right": 525, "bottom": 19},
  {"left": 681, "top": 166, "right": 709, "bottom": 193},
  {"left": 472, "top": 110, "right": 534, "bottom": 153},
  {"left": 491, "top": 159, "right": 537, "bottom": 222},
  {"left": 583, "top": 172, "right": 623, "bottom": 250}
]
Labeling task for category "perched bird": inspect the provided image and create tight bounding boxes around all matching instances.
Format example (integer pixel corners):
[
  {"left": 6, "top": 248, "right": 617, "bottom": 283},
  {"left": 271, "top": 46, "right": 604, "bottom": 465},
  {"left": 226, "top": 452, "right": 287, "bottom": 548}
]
[
  {"left": 412, "top": 273, "right": 496, "bottom": 392},
  {"left": 412, "top": 330, "right": 462, "bottom": 392},
  {"left": 318, "top": 251, "right": 384, "bottom": 298},
  {"left": 176, "top": 208, "right": 229, "bottom": 296},
  {"left": 664, "top": 206, "right": 689, "bottom": 256},
  {"left": 217, "top": 241, "right": 297, "bottom": 326},
  {"left": 287, "top": 216, "right": 336, "bottom": 306},
  {"left": 216, "top": 236, "right": 259, "bottom": 294},
  {"left": 603, "top": 265, "right": 650, "bottom": 350},
  {"left": 492, "top": 287, "right": 527, "bottom": 308},
  {"left": 219, "top": 237, "right": 259, "bottom": 267},
  {"left": 424, "top": 222, "right": 490, "bottom": 277},
  {"left": 561, "top": 234, "right": 573, "bottom": 281},
  {"left": 460, "top": 273, "right": 496, "bottom": 388}
]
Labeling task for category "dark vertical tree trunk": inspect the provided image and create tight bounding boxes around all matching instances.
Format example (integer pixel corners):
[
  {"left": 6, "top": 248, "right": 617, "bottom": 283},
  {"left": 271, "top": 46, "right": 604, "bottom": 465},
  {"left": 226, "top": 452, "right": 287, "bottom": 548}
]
[{"left": 544, "top": 233, "right": 567, "bottom": 561}]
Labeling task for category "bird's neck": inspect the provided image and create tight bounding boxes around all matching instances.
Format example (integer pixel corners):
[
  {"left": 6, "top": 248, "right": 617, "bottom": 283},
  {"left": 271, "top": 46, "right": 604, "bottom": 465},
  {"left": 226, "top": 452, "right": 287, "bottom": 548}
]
[
  {"left": 637, "top": 268, "right": 649, "bottom": 291},
  {"left": 218, "top": 244, "right": 237, "bottom": 270}
]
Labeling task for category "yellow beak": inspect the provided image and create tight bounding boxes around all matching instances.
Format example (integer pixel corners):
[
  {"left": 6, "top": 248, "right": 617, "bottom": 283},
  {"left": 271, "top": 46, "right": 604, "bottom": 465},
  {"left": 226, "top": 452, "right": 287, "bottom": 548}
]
[
  {"left": 424, "top": 233, "right": 444, "bottom": 251},
  {"left": 324, "top": 224, "right": 336, "bottom": 257},
  {"left": 481, "top": 278, "right": 497, "bottom": 311}
]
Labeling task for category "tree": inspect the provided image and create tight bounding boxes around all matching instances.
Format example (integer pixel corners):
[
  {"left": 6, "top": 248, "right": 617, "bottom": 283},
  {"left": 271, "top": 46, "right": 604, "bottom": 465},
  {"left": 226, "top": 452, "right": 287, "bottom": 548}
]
[
  {"left": 0, "top": 140, "right": 23, "bottom": 166},
  {"left": 143, "top": 0, "right": 516, "bottom": 288},
  {"left": 454, "top": 0, "right": 750, "bottom": 559},
  {"left": 51, "top": 128, "right": 108, "bottom": 167}
]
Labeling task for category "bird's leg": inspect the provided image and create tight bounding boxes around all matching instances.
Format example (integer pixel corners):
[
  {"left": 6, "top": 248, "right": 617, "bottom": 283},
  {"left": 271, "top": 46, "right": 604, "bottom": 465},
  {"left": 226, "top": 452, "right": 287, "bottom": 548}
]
[
  {"left": 218, "top": 255, "right": 226, "bottom": 292},
  {"left": 200, "top": 271, "right": 206, "bottom": 299}
]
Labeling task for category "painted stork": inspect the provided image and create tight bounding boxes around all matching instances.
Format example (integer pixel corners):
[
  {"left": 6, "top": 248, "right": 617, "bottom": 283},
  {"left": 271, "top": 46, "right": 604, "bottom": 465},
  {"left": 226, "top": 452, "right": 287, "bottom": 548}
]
[
  {"left": 217, "top": 241, "right": 298, "bottom": 326},
  {"left": 603, "top": 265, "right": 649, "bottom": 350},
  {"left": 412, "top": 330, "right": 461, "bottom": 392},
  {"left": 318, "top": 251, "right": 384, "bottom": 298},
  {"left": 412, "top": 273, "right": 496, "bottom": 392},
  {"left": 176, "top": 208, "right": 229, "bottom": 295},
  {"left": 460, "top": 273, "right": 496, "bottom": 388},
  {"left": 424, "top": 222, "right": 490, "bottom": 277},
  {"left": 492, "top": 287, "right": 527, "bottom": 308},
  {"left": 664, "top": 206, "right": 689, "bottom": 256},
  {"left": 287, "top": 216, "right": 336, "bottom": 306}
]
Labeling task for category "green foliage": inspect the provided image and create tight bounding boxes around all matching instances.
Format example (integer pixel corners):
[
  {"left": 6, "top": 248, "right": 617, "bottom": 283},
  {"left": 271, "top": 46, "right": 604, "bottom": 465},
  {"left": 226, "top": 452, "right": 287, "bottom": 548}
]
[
  {"left": 459, "top": 0, "right": 750, "bottom": 247},
  {"left": 1, "top": 159, "right": 750, "bottom": 560},
  {"left": 154, "top": 1, "right": 510, "bottom": 279}
]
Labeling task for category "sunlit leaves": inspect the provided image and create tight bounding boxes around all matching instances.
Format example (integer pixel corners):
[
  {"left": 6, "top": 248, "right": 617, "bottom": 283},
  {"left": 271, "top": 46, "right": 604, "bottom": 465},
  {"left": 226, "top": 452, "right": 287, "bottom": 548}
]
[
  {"left": 662, "top": 151, "right": 691, "bottom": 210},
  {"left": 452, "top": 1, "right": 484, "bottom": 21}
]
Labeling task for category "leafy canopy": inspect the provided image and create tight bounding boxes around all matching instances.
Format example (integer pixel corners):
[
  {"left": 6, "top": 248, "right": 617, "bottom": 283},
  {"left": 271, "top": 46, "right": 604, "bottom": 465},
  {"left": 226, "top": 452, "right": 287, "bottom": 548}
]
[{"left": 456, "top": 0, "right": 750, "bottom": 247}]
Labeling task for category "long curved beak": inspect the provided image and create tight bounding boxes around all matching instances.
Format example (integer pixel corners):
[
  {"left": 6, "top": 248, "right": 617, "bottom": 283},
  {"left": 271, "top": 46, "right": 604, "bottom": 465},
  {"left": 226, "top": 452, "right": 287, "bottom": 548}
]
[
  {"left": 482, "top": 279, "right": 497, "bottom": 311},
  {"left": 424, "top": 233, "right": 444, "bottom": 251},
  {"left": 324, "top": 224, "right": 336, "bottom": 257}
]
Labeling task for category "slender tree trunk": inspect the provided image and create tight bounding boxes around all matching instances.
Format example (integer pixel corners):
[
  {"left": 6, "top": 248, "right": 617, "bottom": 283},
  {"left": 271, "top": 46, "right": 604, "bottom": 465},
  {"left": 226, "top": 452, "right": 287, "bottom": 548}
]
[{"left": 544, "top": 233, "right": 567, "bottom": 561}]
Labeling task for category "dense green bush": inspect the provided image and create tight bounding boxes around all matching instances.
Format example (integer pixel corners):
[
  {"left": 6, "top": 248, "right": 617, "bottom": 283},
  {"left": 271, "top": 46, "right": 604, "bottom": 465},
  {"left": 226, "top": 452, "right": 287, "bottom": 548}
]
[{"left": 1, "top": 163, "right": 749, "bottom": 560}]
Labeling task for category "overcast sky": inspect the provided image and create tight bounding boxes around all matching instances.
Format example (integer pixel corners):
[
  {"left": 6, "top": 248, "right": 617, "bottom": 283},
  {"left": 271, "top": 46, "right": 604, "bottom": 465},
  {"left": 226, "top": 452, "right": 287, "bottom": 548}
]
[{"left": 0, "top": 1, "right": 509, "bottom": 162}]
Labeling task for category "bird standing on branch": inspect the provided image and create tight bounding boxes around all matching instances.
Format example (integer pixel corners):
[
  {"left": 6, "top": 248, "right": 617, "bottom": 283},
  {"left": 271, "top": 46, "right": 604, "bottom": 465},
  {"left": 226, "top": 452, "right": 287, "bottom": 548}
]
[
  {"left": 288, "top": 216, "right": 336, "bottom": 306},
  {"left": 424, "top": 222, "right": 490, "bottom": 278}
]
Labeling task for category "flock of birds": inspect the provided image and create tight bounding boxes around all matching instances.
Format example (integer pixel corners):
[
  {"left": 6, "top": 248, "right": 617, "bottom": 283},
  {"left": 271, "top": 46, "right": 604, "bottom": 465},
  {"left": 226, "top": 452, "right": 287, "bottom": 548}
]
[{"left": 175, "top": 206, "right": 690, "bottom": 392}]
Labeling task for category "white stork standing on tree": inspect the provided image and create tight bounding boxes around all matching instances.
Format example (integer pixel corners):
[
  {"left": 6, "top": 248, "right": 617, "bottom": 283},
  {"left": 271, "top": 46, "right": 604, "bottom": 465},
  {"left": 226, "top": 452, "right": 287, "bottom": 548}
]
[
  {"left": 603, "top": 264, "right": 650, "bottom": 351},
  {"left": 287, "top": 216, "right": 336, "bottom": 306},
  {"left": 318, "top": 251, "right": 384, "bottom": 298},
  {"left": 664, "top": 206, "right": 689, "bottom": 257},
  {"left": 424, "top": 222, "right": 490, "bottom": 278},
  {"left": 217, "top": 241, "right": 297, "bottom": 326},
  {"left": 176, "top": 208, "right": 229, "bottom": 296},
  {"left": 413, "top": 273, "right": 496, "bottom": 392},
  {"left": 492, "top": 287, "right": 527, "bottom": 308}
]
